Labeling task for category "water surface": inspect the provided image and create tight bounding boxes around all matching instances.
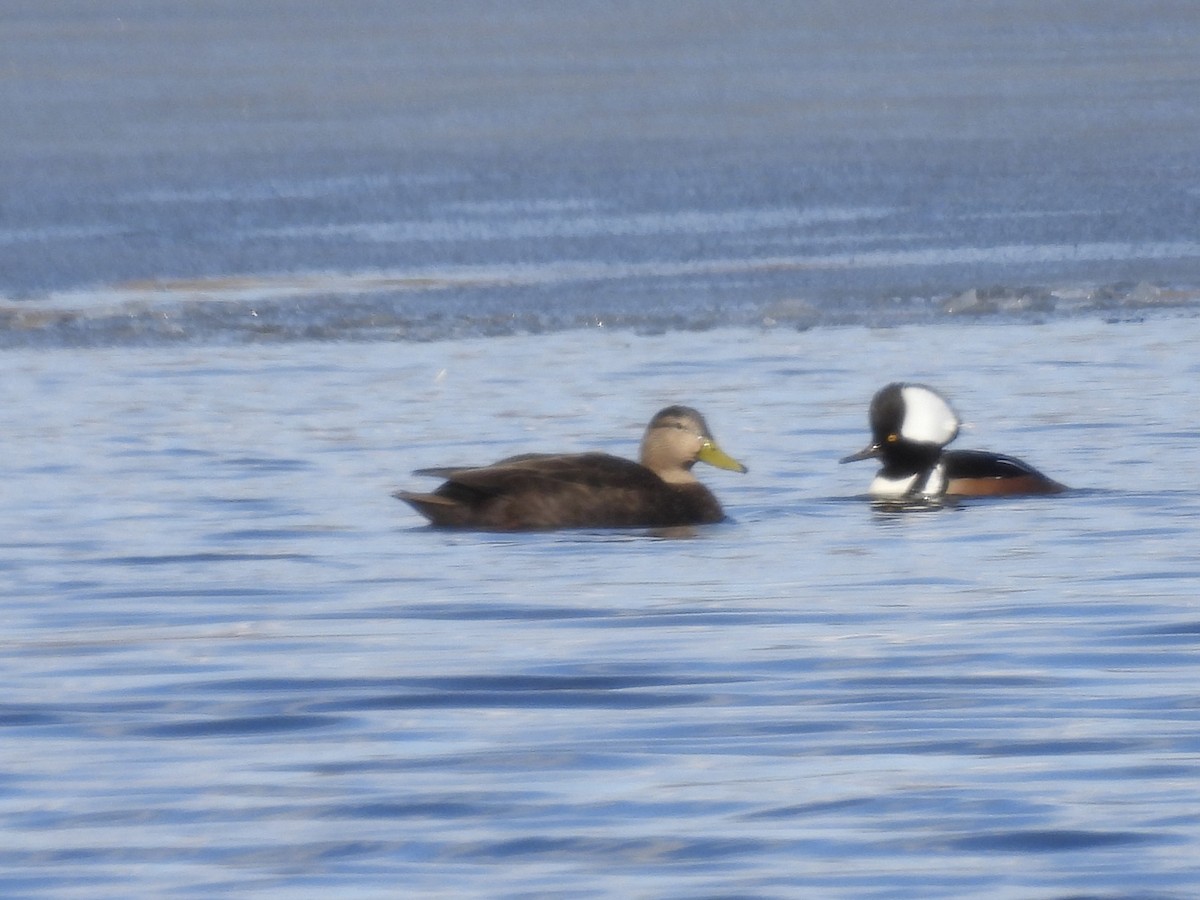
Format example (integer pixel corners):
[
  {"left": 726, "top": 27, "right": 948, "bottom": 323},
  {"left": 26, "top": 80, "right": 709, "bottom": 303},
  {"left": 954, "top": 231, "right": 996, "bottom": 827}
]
[
  {"left": 3, "top": 2, "right": 1200, "bottom": 897},
  {"left": 6, "top": 320, "right": 1200, "bottom": 897}
]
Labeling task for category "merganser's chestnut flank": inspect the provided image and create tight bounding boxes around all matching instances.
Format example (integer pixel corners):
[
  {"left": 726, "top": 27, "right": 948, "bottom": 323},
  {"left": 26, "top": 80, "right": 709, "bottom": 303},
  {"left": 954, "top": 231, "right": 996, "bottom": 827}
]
[
  {"left": 395, "top": 406, "right": 747, "bottom": 529},
  {"left": 841, "top": 383, "right": 1065, "bottom": 499}
]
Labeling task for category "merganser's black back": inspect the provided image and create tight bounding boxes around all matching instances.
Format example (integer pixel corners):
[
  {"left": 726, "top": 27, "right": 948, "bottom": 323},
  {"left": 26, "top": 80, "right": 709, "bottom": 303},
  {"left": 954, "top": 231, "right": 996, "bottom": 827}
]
[{"left": 943, "top": 448, "right": 1065, "bottom": 497}]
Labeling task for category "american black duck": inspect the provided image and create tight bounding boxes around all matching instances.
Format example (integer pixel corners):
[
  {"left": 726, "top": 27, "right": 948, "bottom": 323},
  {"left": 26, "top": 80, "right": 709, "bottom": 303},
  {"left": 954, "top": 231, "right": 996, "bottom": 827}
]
[{"left": 395, "top": 405, "right": 747, "bottom": 529}]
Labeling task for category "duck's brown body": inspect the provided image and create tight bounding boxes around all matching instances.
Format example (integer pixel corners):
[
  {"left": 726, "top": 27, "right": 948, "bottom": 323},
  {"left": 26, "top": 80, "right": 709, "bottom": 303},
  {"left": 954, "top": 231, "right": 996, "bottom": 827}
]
[
  {"left": 395, "top": 406, "right": 746, "bottom": 530},
  {"left": 396, "top": 452, "right": 726, "bottom": 529}
]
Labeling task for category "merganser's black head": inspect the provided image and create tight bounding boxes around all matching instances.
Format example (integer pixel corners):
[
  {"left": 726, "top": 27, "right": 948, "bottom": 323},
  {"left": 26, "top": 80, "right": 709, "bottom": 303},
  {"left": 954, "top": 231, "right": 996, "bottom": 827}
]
[{"left": 841, "top": 383, "right": 960, "bottom": 498}]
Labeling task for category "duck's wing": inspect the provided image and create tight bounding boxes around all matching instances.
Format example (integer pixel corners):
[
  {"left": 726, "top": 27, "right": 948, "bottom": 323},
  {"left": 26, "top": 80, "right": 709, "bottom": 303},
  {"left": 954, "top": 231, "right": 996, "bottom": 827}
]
[
  {"left": 414, "top": 453, "right": 573, "bottom": 481},
  {"left": 421, "top": 453, "right": 662, "bottom": 495}
]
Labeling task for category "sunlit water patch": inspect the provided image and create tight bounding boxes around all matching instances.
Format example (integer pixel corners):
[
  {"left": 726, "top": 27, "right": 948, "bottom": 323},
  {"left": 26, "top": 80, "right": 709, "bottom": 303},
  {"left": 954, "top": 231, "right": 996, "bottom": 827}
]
[{"left": 3, "top": 319, "right": 1200, "bottom": 896}]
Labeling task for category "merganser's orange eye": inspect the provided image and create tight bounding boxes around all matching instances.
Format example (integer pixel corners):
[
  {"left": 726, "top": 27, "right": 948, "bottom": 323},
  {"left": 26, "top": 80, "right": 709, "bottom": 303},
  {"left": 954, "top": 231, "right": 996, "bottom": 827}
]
[{"left": 886, "top": 433, "right": 899, "bottom": 442}]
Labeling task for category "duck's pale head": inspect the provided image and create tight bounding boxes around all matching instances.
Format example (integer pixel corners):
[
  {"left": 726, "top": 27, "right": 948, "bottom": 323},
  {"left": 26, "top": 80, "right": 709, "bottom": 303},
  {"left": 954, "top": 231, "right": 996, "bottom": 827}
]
[{"left": 640, "top": 405, "right": 747, "bottom": 484}]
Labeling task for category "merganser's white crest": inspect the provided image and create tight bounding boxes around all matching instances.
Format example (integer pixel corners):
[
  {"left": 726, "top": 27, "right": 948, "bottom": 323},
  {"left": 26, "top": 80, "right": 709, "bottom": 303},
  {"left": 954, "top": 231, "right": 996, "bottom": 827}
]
[{"left": 899, "top": 385, "right": 959, "bottom": 446}]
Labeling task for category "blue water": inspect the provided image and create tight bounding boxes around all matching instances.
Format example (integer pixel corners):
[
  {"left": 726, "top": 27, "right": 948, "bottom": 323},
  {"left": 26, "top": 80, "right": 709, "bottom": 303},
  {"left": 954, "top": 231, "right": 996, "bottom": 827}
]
[{"left": 4, "top": 2, "right": 1200, "bottom": 897}]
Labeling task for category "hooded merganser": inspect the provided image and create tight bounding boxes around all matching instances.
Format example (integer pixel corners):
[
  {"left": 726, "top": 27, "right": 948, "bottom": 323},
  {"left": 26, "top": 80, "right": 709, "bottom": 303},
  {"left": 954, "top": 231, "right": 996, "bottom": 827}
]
[{"left": 840, "top": 382, "right": 1065, "bottom": 499}]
